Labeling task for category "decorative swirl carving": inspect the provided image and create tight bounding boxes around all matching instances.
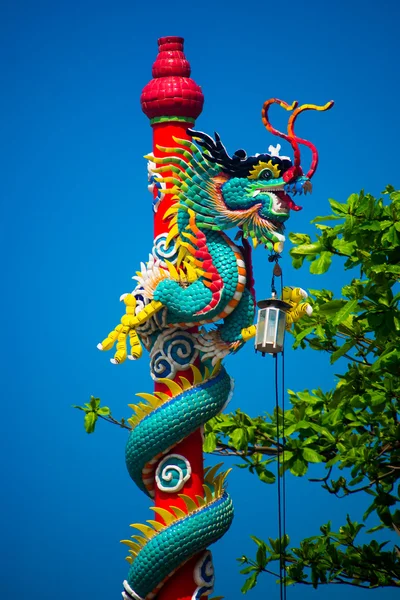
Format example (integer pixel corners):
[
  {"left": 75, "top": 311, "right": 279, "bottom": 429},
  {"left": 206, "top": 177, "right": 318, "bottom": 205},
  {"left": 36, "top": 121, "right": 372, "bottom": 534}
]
[
  {"left": 193, "top": 551, "right": 215, "bottom": 599},
  {"left": 150, "top": 328, "right": 199, "bottom": 381},
  {"left": 152, "top": 233, "right": 179, "bottom": 266},
  {"left": 155, "top": 454, "right": 191, "bottom": 493}
]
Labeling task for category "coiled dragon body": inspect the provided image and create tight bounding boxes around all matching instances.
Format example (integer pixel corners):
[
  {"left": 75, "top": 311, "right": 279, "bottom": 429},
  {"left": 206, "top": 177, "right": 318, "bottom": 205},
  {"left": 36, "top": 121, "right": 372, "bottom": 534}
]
[{"left": 98, "top": 99, "right": 332, "bottom": 599}]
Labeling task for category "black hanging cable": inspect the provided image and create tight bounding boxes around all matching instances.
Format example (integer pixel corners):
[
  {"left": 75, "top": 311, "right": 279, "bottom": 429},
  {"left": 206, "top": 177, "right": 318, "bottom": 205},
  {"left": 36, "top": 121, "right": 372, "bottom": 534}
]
[
  {"left": 281, "top": 350, "right": 287, "bottom": 600},
  {"left": 280, "top": 271, "right": 287, "bottom": 600},
  {"left": 269, "top": 252, "right": 288, "bottom": 598},
  {"left": 274, "top": 353, "right": 283, "bottom": 600},
  {"left": 270, "top": 254, "right": 288, "bottom": 599}
]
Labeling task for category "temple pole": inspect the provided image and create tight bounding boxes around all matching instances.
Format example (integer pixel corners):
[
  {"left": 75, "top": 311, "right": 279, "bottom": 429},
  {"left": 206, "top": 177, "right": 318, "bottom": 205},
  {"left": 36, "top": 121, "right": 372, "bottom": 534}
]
[{"left": 140, "top": 36, "right": 206, "bottom": 600}]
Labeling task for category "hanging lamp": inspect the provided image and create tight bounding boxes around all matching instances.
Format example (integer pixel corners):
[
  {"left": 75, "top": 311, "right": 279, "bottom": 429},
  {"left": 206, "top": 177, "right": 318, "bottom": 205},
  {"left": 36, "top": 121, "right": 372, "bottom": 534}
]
[{"left": 255, "top": 293, "right": 291, "bottom": 355}]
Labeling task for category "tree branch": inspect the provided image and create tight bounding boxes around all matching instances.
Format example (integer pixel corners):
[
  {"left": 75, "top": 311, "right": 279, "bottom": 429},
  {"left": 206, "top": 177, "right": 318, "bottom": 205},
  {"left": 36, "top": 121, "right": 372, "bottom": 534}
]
[
  {"left": 212, "top": 442, "right": 280, "bottom": 457},
  {"left": 98, "top": 414, "right": 132, "bottom": 431}
]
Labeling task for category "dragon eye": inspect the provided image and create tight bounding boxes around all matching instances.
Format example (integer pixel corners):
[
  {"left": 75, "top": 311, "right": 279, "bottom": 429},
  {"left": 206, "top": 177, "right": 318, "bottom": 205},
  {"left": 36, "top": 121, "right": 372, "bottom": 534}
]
[{"left": 260, "top": 169, "right": 273, "bottom": 181}]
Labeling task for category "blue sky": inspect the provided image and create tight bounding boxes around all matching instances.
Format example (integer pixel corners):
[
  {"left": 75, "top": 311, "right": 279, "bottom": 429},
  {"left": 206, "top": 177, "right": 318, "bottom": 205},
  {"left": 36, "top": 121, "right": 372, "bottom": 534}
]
[{"left": 1, "top": 0, "right": 399, "bottom": 598}]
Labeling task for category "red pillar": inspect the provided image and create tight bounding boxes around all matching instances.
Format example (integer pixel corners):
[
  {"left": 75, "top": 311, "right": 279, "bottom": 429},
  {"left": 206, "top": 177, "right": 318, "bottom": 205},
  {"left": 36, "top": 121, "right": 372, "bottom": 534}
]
[{"left": 140, "top": 37, "right": 206, "bottom": 600}]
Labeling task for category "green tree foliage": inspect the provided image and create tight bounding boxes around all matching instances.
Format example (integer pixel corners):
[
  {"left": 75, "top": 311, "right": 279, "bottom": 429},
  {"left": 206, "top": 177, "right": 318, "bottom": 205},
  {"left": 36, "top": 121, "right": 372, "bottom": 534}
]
[
  {"left": 206, "top": 185, "right": 400, "bottom": 590},
  {"left": 75, "top": 186, "right": 400, "bottom": 591}
]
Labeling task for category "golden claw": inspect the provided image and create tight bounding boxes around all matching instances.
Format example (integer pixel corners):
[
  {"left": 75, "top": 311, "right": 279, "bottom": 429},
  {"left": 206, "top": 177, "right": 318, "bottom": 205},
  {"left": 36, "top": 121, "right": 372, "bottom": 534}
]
[{"left": 98, "top": 296, "right": 163, "bottom": 364}]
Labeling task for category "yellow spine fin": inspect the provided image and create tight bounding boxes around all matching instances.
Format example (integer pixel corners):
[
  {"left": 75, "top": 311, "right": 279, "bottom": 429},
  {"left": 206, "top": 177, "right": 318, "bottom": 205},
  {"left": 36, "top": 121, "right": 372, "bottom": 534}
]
[
  {"left": 135, "top": 393, "right": 160, "bottom": 409},
  {"left": 189, "top": 364, "right": 203, "bottom": 385},
  {"left": 195, "top": 495, "right": 205, "bottom": 507},
  {"left": 154, "top": 391, "right": 171, "bottom": 403},
  {"left": 205, "top": 463, "right": 224, "bottom": 483},
  {"left": 166, "top": 224, "right": 179, "bottom": 247},
  {"left": 165, "top": 260, "right": 180, "bottom": 280},
  {"left": 170, "top": 505, "right": 187, "bottom": 519},
  {"left": 176, "top": 246, "right": 188, "bottom": 267},
  {"left": 184, "top": 262, "right": 198, "bottom": 283},
  {"left": 149, "top": 506, "right": 176, "bottom": 526},
  {"left": 178, "top": 494, "right": 199, "bottom": 513},
  {"left": 168, "top": 215, "right": 178, "bottom": 230},
  {"left": 203, "top": 483, "right": 213, "bottom": 503},
  {"left": 146, "top": 520, "right": 164, "bottom": 532},
  {"left": 163, "top": 204, "right": 181, "bottom": 219},
  {"left": 121, "top": 540, "right": 142, "bottom": 555},
  {"left": 155, "top": 378, "right": 183, "bottom": 397},
  {"left": 131, "top": 405, "right": 148, "bottom": 420},
  {"left": 131, "top": 535, "right": 146, "bottom": 547},
  {"left": 130, "top": 524, "right": 156, "bottom": 539},
  {"left": 179, "top": 376, "right": 192, "bottom": 391},
  {"left": 214, "top": 475, "right": 222, "bottom": 497},
  {"left": 211, "top": 360, "right": 222, "bottom": 377}
]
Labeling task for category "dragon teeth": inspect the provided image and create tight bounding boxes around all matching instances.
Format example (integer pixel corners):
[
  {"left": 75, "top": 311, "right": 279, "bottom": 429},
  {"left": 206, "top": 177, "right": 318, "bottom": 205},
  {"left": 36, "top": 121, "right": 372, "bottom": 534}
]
[{"left": 252, "top": 188, "right": 283, "bottom": 197}]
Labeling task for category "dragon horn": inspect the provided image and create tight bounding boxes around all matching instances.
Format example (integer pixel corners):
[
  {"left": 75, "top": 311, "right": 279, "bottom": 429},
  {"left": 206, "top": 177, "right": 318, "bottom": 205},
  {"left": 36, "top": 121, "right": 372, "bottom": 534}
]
[
  {"left": 261, "top": 99, "right": 300, "bottom": 166},
  {"left": 287, "top": 101, "right": 334, "bottom": 178}
]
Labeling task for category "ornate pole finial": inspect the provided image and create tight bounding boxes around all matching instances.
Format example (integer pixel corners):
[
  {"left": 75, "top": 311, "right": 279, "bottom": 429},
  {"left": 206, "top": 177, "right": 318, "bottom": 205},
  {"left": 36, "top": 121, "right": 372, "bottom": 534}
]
[{"left": 141, "top": 36, "right": 204, "bottom": 124}]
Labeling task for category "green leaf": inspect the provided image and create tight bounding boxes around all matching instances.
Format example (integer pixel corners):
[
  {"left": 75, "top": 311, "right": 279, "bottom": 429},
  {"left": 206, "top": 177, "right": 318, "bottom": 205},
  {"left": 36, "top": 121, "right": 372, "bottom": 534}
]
[
  {"left": 308, "top": 422, "right": 335, "bottom": 442},
  {"left": 289, "top": 232, "right": 311, "bottom": 244},
  {"left": 318, "top": 299, "right": 346, "bottom": 315},
  {"left": 294, "top": 326, "right": 315, "bottom": 343},
  {"left": 258, "top": 470, "right": 276, "bottom": 484},
  {"left": 330, "top": 339, "right": 355, "bottom": 364},
  {"left": 331, "top": 298, "right": 358, "bottom": 325},
  {"left": 347, "top": 193, "right": 359, "bottom": 210},
  {"left": 291, "top": 242, "right": 322, "bottom": 256},
  {"left": 230, "top": 427, "right": 247, "bottom": 450},
  {"left": 283, "top": 450, "right": 294, "bottom": 461},
  {"left": 310, "top": 251, "right": 332, "bottom": 274},
  {"left": 329, "top": 198, "right": 348, "bottom": 214},
  {"left": 84, "top": 411, "right": 97, "bottom": 434},
  {"left": 203, "top": 433, "right": 217, "bottom": 453},
  {"left": 310, "top": 215, "right": 343, "bottom": 223},
  {"left": 256, "top": 545, "right": 267, "bottom": 568},
  {"left": 302, "top": 448, "right": 325, "bottom": 463},
  {"left": 90, "top": 396, "right": 101, "bottom": 411},
  {"left": 332, "top": 239, "right": 355, "bottom": 255},
  {"left": 241, "top": 572, "right": 258, "bottom": 593},
  {"left": 97, "top": 406, "right": 111, "bottom": 416},
  {"left": 290, "top": 458, "right": 308, "bottom": 477},
  {"left": 382, "top": 225, "right": 399, "bottom": 245}
]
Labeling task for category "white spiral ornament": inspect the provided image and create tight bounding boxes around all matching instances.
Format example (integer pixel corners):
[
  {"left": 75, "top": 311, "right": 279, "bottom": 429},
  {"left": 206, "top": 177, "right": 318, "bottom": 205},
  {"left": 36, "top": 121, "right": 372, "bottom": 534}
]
[
  {"left": 193, "top": 551, "right": 215, "bottom": 599},
  {"left": 155, "top": 454, "right": 191, "bottom": 493},
  {"left": 152, "top": 233, "right": 179, "bottom": 266},
  {"left": 150, "top": 328, "right": 199, "bottom": 381}
]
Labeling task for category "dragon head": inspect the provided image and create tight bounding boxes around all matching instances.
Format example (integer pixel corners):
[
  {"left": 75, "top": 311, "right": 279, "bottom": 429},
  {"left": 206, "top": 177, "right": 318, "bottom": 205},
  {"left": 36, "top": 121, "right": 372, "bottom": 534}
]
[{"left": 187, "top": 99, "right": 333, "bottom": 250}]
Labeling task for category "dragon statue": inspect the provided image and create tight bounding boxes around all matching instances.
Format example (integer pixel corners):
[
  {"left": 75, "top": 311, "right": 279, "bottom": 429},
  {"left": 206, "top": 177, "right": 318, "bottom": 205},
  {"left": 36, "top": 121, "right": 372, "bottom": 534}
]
[{"left": 97, "top": 98, "right": 332, "bottom": 600}]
